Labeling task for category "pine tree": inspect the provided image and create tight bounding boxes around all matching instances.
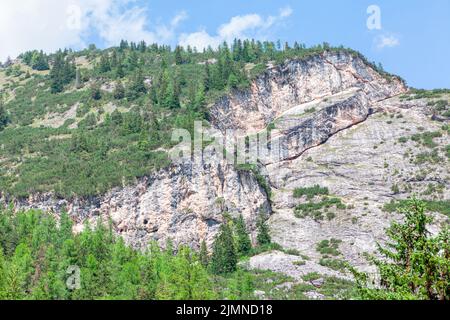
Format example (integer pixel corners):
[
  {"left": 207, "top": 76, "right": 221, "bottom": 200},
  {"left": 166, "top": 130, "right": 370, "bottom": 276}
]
[
  {"left": 126, "top": 50, "right": 139, "bottom": 71},
  {"left": 220, "top": 41, "right": 232, "bottom": 81},
  {"left": 233, "top": 39, "right": 243, "bottom": 61},
  {"left": 175, "top": 46, "right": 183, "bottom": 65},
  {"left": 4, "top": 243, "right": 33, "bottom": 300},
  {"left": 194, "top": 83, "right": 206, "bottom": 117},
  {"left": 30, "top": 50, "right": 49, "bottom": 71},
  {"left": 203, "top": 62, "right": 212, "bottom": 92},
  {"left": 228, "top": 73, "right": 239, "bottom": 89},
  {"left": 199, "top": 240, "right": 209, "bottom": 268},
  {"left": 59, "top": 211, "right": 73, "bottom": 245},
  {"left": 90, "top": 82, "right": 102, "bottom": 100},
  {"left": 115, "top": 62, "right": 125, "bottom": 78},
  {"left": 119, "top": 39, "right": 129, "bottom": 51},
  {"left": 166, "top": 246, "right": 215, "bottom": 299},
  {"left": 352, "top": 198, "right": 450, "bottom": 300},
  {"left": 256, "top": 214, "right": 271, "bottom": 246},
  {"left": 127, "top": 70, "right": 147, "bottom": 100},
  {"left": 110, "top": 50, "right": 118, "bottom": 69},
  {"left": 210, "top": 222, "right": 237, "bottom": 275},
  {"left": 98, "top": 53, "right": 111, "bottom": 73},
  {"left": 0, "top": 248, "right": 6, "bottom": 299},
  {"left": 113, "top": 80, "right": 125, "bottom": 100},
  {"left": 169, "top": 76, "right": 181, "bottom": 109},
  {"left": 0, "top": 100, "right": 9, "bottom": 131},
  {"left": 50, "top": 51, "right": 75, "bottom": 93},
  {"left": 50, "top": 52, "right": 65, "bottom": 93},
  {"left": 234, "top": 215, "right": 252, "bottom": 256},
  {"left": 62, "top": 55, "right": 76, "bottom": 85}
]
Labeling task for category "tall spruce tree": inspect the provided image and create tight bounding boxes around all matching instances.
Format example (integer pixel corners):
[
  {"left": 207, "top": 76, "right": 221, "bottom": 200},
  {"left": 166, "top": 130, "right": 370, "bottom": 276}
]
[
  {"left": 234, "top": 215, "right": 252, "bottom": 256},
  {"left": 256, "top": 214, "right": 271, "bottom": 246},
  {"left": 352, "top": 198, "right": 450, "bottom": 300},
  {"left": 199, "top": 240, "right": 209, "bottom": 268},
  {"left": 50, "top": 51, "right": 75, "bottom": 93},
  {"left": 127, "top": 70, "right": 147, "bottom": 100},
  {"left": 210, "top": 222, "right": 237, "bottom": 275},
  {"left": 175, "top": 46, "right": 183, "bottom": 65},
  {"left": 0, "top": 100, "right": 9, "bottom": 131},
  {"left": 30, "top": 50, "right": 49, "bottom": 71}
]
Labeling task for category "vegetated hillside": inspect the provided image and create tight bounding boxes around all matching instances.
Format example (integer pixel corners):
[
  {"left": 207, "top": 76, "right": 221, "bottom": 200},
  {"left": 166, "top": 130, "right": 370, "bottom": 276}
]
[
  {"left": 0, "top": 40, "right": 449, "bottom": 300},
  {"left": 0, "top": 41, "right": 393, "bottom": 199}
]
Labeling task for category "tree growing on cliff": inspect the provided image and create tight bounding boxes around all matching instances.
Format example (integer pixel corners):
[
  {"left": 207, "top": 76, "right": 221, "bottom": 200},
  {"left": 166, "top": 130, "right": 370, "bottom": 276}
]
[
  {"left": 256, "top": 214, "right": 271, "bottom": 247},
  {"left": 351, "top": 198, "right": 449, "bottom": 300}
]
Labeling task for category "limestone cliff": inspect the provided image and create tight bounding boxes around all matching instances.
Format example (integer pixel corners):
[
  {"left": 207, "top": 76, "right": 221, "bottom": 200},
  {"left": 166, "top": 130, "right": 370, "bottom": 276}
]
[{"left": 8, "top": 50, "right": 449, "bottom": 280}]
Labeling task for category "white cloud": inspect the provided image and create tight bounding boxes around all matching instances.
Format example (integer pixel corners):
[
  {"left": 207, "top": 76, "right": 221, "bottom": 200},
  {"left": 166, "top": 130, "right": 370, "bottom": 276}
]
[
  {"left": 0, "top": 0, "right": 85, "bottom": 61},
  {"left": 179, "top": 6, "right": 293, "bottom": 50},
  {"left": 279, "top": 6, "right": 293, "bottom": 18},
  {"left": 375, "top": 34, "right": 400, "bottom": 50},
  {"left": 0, "top": 0, "right": 187, "bottom": 62},
  {"left": 0, "top": 1, "right": 292, "bottom": 62},
  {"left": 171, "top": 11, "right": 188, "bottom": 28},
  {"left": 179, "top": 30, "right": 221, "bottom": 51}
]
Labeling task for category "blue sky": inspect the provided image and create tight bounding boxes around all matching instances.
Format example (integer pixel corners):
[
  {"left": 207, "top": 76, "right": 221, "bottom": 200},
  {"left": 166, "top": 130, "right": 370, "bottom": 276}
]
[{"left": 1, "top": 0, "right": 449, "bottom": 88}]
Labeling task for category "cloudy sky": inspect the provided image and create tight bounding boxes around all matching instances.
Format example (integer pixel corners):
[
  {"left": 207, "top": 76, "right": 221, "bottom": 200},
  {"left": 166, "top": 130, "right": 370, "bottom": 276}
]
[{"left": 1, "top": 0, "right": 449, "bottom": 88}]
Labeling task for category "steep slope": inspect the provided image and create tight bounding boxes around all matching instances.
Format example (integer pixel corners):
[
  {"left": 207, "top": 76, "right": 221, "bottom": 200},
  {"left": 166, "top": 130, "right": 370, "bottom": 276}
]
[
  {"left": 209, "top": 51, "right": 404, "bottom": 134},
  {"left": 264, "top": 96, "right": 449, "bottom": 278},
  {"left": 2, "top": 49, "right": 449, "bottom": 284}
]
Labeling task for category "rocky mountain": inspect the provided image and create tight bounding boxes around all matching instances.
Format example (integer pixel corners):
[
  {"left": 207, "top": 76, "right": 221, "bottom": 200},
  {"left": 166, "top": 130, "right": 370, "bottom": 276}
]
[{"left": 1, "top": 48, "right": 449, "bottom": 285}]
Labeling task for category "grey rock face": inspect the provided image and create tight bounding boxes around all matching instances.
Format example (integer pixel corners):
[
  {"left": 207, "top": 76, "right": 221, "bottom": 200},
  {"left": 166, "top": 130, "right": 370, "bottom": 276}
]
[
  {"left": 10, "top": 149, "right": 270, "bottom": 249},
  {"left": 209, "top": 51, "right": 405, "bottom": 135}
]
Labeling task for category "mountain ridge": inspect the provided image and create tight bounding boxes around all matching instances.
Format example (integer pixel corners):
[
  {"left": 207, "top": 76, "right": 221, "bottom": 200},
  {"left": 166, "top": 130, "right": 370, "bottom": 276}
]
[{"left": 0, "top": 42, "right": 448, "bottom": 291}]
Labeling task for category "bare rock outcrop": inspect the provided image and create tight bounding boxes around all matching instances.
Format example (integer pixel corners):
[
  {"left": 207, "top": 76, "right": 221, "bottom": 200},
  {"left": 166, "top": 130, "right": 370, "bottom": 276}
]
[{"left": 12, "top": 149, "right": 270, "bottom": 249}]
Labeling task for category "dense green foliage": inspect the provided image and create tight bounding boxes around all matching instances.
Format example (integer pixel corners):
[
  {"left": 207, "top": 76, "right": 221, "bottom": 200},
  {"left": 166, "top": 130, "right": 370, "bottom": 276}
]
[
  {"left": 0, "top": 206, "right": 292, "bottom": 300},
  {"left": 293, "top": 185, "right": 329, "bottom": 199},
  {"left": 0, "top": 207, "right": 214, "bottom": 299},
  {"left": 210, "top": 221, "right": 238, "bottom": 275},
  {"left": 316, "top": 239, "right": 342, "bottom": 257},
  {"left": 295, "top": 196, "right": 345, "bottom": 221},
  {"left": 352, "top": 199, "right": 449, "bottom": 300},
  {"left": 400, "top": 88, "right": 450, "bottom": 100},
  {"left": 234, "top": 215, "right": 252, "bottom": 257},
  {"left": 20, "top": 50, "right": 50, "bottom": 71},
  {"left": 383, "top": 199, "right": 450, "bottom": 217},
  {"left": 256, "top": 214, "right": 271, "bottom": 246}
]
